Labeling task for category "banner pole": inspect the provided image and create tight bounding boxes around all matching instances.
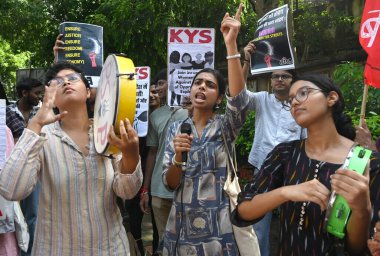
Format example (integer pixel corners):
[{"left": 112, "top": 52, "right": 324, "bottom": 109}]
[{"left": 359, "top": 83, "right": 369, "bottom": 127}]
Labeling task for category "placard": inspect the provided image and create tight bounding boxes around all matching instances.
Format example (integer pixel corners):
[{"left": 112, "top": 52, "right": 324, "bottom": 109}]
[
  {"left": 250, "top": 5, "right": 295, "bottom": 75},
  {"left": 134, "top": 67, "right": 150, "bottom": 137},
  {"left": 58, "top": 22, "right": 104, "bottom": 87},
  {"left": 167, "top": 27, "right": 215, "bottom": 107}
]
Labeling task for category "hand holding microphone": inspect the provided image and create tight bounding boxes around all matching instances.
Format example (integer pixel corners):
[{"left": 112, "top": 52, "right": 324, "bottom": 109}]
[{"left": 172, "top": 123, "right": 192, "bottom": 167}]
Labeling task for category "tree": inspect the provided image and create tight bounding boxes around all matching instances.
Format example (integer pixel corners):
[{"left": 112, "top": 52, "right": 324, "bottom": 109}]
[
  {"left": 88, "top": 0, "right": 257, "bottom": 74},
  {"left": 0, "top": 37, "right": 30, "bottom": 98},
  {"left": 333, "top": 62, "right": 380, "bottom": 139},
  {"left": 0, "top": 0, "right": 258, "bottom": 88},
  {"left": 293, "top": 0, "right": 363, "bottom": 63},
  {"left": 0, "top": 0, "right": 103, "bottom": 67}
]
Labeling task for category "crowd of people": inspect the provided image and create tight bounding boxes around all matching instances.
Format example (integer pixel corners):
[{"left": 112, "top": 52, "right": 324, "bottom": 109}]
[{"left": 0, "top": 3, "right": 380, "bottom": 256}]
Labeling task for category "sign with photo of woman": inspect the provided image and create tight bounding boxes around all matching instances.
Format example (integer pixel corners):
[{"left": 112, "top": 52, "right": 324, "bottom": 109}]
[{"left": 167, "top": 27, "right": 215, "bottom": 107}]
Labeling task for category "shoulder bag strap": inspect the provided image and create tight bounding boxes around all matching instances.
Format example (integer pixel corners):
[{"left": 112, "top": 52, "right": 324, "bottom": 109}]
[{"left": 221, "top": 123, "right": 238, "bottom": 180}]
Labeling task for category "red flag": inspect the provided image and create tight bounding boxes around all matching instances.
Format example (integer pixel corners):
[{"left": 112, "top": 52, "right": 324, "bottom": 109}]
[{"left": 359, "top": 0, "right": 380, "bottom": 88}]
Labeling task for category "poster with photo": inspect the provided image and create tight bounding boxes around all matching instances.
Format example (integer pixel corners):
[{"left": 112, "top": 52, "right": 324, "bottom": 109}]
[
  {"left": 58, "top": 22, "right": 104, "bottom": 87},
  {"left": 167, "top": 27, "right": 215, "bottom": 107},
  {"left": 250, "top": 5, "right": 295, "bottom": 75},
  {"left": 133, "top": 67, "right": 150, "bottom": 137}
]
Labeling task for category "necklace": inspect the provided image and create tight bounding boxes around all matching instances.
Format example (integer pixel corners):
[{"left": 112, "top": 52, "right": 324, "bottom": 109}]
[{"left": 298, "top": 161, "right": 324, "bottom": 230}]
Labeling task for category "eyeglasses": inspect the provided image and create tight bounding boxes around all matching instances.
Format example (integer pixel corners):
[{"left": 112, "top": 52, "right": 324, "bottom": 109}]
[
  {"left": 271, "top": 74, "right": 293, "bottom": 81},
  {"left": 282, "top": 87, "right": 323, "bottom": 110},
  {"left": 48, "top": 73, "right": 82, "bottom": 87}
]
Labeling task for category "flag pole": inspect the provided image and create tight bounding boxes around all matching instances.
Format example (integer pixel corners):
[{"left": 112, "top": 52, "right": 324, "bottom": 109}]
[{"left": 359, "top": 83, "right": 369, "bottom": 127}]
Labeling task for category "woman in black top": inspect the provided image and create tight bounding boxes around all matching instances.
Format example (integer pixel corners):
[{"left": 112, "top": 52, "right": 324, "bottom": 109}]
[{"left": 233, "top": 74, "right": 380, "bottom": 255}]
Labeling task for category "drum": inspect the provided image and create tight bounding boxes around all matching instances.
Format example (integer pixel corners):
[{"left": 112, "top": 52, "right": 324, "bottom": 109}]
[{"left": 94, "top": 54, "right": 137, "bottom": 155}]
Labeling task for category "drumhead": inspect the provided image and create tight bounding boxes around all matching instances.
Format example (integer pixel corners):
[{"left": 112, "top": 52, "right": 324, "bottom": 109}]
[{"left": 94, "top": 54, "right": 136, "bottom": 155}]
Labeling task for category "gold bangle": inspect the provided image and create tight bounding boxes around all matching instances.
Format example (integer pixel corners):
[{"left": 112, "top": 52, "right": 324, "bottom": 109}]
[{"left": 172, "top": 153, "right": 185, "bottom": 167}]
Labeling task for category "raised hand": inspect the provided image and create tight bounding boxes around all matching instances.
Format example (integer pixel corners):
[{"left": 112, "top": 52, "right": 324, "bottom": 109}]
[
  {"left": 53, "top": 34, "right": 64, "bottom": 63},
  {"left": 27, "top": 83, "right": 67, "bottom": 134},
  {"left": 220, "top": 3, "right": 243, "bottom": 46},
  {"left": 220, "top": 3, "right": 245, "bottom": 97},
  {"left": 244, "top": 40, "right": 256, "bottom": 61},
  {"left": 283, "top": 179, "right": 330, "bottom": 211}
]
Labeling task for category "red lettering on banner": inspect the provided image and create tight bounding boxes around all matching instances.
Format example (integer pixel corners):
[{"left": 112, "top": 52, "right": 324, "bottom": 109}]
[
  {"left": 135, "top": 67, "right": 149, "bottom": 79},
  {"left": 170, "top": 28, "right": 213, "bottom": 43},
  {"left": 97, "top": 123, "right": 109, "bottom": 145},
  {"left": 199, "top": 30, "right": 212, "bottom": 43},
  {"left": 184, "top": 29, "right": 199, "bottom": 43},
  {"left": 170, "top": 29, "right": 183, "bottom": 43}
]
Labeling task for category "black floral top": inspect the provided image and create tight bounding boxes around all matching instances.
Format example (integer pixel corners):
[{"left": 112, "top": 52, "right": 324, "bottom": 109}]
[{"left": 233, "top": 140, "right": 380, "bottom": 255}]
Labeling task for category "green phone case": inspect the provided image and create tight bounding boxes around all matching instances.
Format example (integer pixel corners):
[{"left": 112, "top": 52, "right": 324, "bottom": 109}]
[{"left": 326, "top": 146, "right": 372, "bottom": 238}]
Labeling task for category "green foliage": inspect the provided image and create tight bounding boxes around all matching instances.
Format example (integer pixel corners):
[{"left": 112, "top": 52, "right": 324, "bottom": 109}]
[
  {"left": 333, "top": 62, "right": 380, "bottom": 139},
  {"left": 0, "top": 0, "right": 54, "bottom": 66},
  {"left": 236, "top": 111, "right": 255, "bottom": 163},
  {"left": 293, "top": 2, "right": 359, "bottom": 61},
  {"left": 0, "top": 0, "right": 258, "bottom": 86},
  {"left": 0, "top": 37, "right": 31, "bottom": 98},
  {"left": 88, "top": 0, "right": 258, "bottom": 74}
]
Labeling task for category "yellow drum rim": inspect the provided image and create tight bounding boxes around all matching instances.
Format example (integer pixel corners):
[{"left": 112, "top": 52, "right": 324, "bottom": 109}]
[{"left": 107, "top": 55, "right": 137, "bottom": 154}]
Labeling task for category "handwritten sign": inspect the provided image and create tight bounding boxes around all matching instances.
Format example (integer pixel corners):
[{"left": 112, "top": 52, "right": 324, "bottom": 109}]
[{"left": 134, "top": 67, "right": 150, "bottom": 137}]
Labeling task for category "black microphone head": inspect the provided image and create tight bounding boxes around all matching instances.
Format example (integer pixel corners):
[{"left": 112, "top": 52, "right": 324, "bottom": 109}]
[{"left": 180, "top": 123, "right": 191, "bottom": 135}]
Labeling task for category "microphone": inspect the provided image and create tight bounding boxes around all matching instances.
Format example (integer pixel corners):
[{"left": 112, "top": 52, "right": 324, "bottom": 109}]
[{"left": 180, "top": 123, "right": 192, "bottom": 162}]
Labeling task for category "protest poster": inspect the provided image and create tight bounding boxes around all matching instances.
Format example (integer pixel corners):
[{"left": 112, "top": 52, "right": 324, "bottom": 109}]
[
  {"left": 250, "top": 5, "right": 295, "bottom": 75},
  {"left": 167, "top": 27, "right": 215, "bottom": 107},
  {"left": 133, "top": 67, "right": 150, "bottom": 137},
  {"left": 58, "top": 22, "right": 103, "bottom": 87}
]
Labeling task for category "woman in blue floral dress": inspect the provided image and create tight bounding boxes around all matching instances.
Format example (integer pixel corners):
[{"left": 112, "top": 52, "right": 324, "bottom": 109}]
[{"left": 161, "top": 4, "right": 254, "bottom": 255}]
